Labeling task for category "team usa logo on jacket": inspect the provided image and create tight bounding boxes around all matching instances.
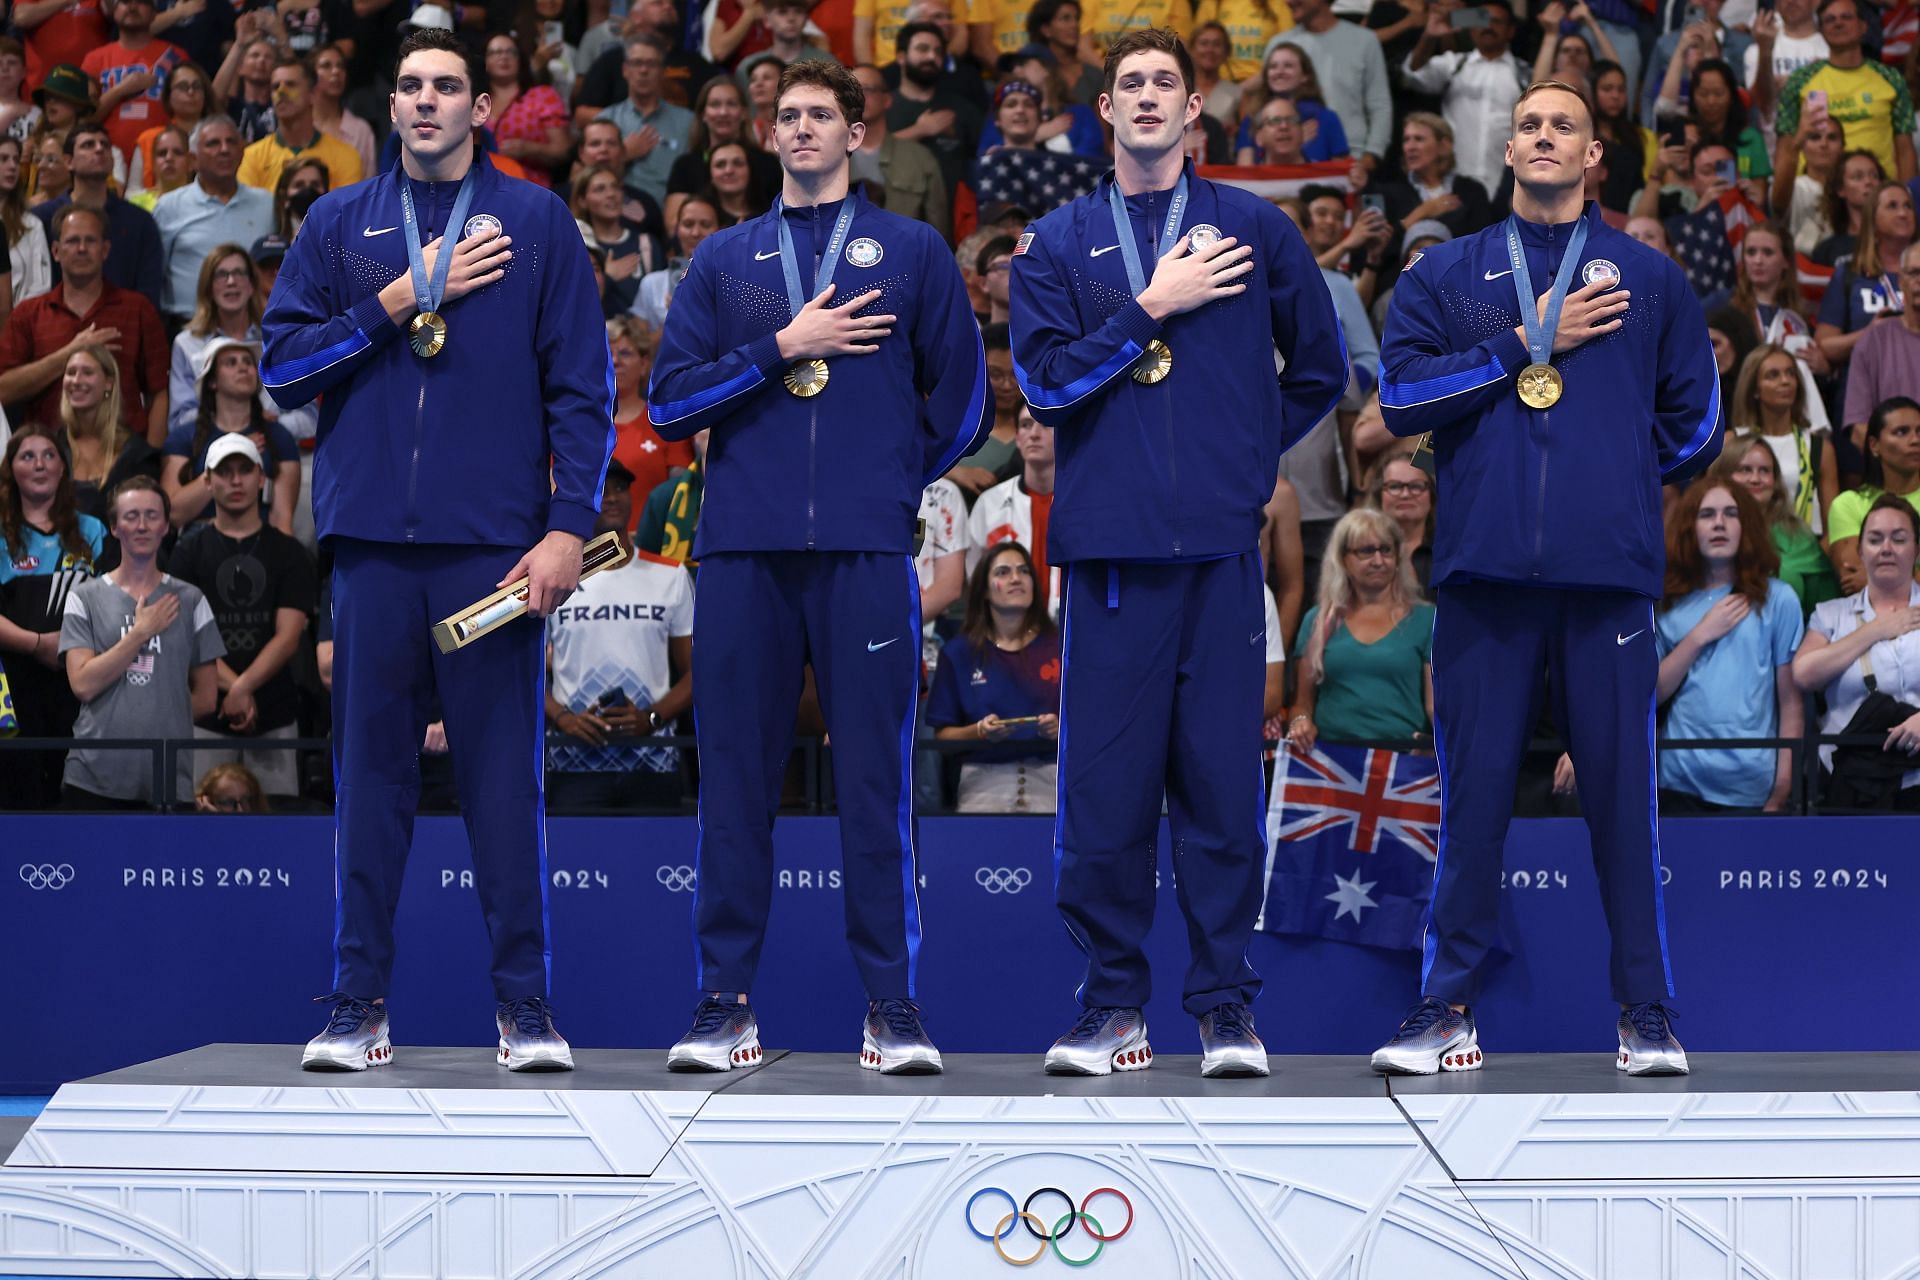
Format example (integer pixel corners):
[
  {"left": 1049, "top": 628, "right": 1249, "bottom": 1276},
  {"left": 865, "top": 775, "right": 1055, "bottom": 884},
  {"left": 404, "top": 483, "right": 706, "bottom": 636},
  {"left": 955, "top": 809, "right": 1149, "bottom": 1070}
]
[
  {"left": 1582, "top": 258, "right": 1620, "bottom": 287},
  {"left": 1186, "top": 223, "right": 1222, "bottom": 252},
  {"left": 846, "top": 237, "right": 884, "bottom": 268},
  {"left": 464, "top": 213, "right": 503, "bottom": 240}
]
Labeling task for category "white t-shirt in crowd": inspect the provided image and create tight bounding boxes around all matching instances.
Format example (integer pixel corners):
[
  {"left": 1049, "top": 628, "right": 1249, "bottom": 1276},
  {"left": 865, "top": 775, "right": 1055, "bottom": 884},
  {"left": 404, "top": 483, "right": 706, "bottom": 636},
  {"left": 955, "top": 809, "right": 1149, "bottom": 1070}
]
[
  {"left": 1744, "top": 31, "right": 1829, "bottom": 90},
  {"left": 917, "top": 478, "right": 969, "bottom": 667},
  {"left": 546, "top": 550, "right": 694, "bottom": 774},
  {"left": 1264, "top": 584, "right": 1286, "bottom": 666}
]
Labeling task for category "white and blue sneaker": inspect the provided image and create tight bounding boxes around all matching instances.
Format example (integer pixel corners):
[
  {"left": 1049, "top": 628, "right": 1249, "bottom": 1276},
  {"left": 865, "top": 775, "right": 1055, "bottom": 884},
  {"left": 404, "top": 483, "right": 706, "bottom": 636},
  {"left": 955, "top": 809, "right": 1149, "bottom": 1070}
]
[
  {"left": 1618, "top": 1001, "right": 1689, "bottom": 1076},
  {"left": 1198, "top": 1002, "right": 1269, "bottom": 1077},
  {"left": 667, "top": 996, "right": 762, "bottom": 1071},
  {"left": 496, "top": 996, "right": 575, "bottom": 1071},
  {"left": 1044, "top": 1006, "right": 1152, "bottom": 1075},
  {"left": 301, "top": 993, "right": 391, "bottom": 1071},
  {"left": 1371, "top": 997, "right": 1482, "bottom": 1075},
  {"left": 860, "top": 998, "right": 943, "bottom": 1074}
]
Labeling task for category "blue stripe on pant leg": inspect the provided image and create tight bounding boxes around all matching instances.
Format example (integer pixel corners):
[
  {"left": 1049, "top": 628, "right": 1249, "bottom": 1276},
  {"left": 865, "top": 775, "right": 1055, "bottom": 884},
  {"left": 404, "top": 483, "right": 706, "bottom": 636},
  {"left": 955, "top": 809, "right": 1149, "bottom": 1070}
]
[
  {"left": 1052, "top": 563, "right": 1096, "bottom": 1006},
  {"left": 894, "top": 553, "right": 925, "bottom": 996},
  {"left": 1420, "top": 596, "right": 1452, "bottom": 995},
  {"left": 1642, "top": 598, "right": 1676, "bottom": 998}
]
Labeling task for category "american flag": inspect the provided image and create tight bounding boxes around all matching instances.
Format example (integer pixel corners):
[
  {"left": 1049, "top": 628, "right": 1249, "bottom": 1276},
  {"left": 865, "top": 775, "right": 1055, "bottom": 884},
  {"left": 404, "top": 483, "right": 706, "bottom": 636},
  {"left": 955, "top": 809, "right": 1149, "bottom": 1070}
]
[
  {"left": 1675, "top": 190, "right": 1835, "bottom": 307},
  {"left": 1257, "top": 741, "right": 1441, "bottom": 951},
  {"left": 1198, "top": 161, "right": 1356, "bottom": 202}
]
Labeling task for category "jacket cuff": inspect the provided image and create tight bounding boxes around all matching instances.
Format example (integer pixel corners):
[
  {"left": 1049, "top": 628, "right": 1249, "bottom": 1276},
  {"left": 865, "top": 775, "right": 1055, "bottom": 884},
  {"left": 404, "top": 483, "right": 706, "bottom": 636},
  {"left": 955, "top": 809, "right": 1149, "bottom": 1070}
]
[
  {"left": 1111, "top": 299, "right": 1163, "bottom": 353},
  {"left": 1489, "top": 327, "right": 1531, "bottom": 379},
  {"left": 547, "top": 498, "right": 599, "bottom": 539},
  {"left": 349, "top": 292, "right": 402, "bottom": 348},
  {"left": 748, "top": 332, "right": 788, "bottom": 380}
]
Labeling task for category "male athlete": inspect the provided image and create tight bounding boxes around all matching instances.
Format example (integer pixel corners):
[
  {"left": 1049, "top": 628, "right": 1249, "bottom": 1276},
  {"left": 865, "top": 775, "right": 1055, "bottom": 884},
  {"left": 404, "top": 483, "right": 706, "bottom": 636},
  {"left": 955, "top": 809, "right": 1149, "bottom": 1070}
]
[
  {"left": 1373, "top": 80, "right": 1719, "bottom": 1077},
  {"left": 264, "top": 28, "right": 613, "bottom": 1072},
  {"left": 648, "top": 60, "right": 988, "bottom": 1074},
  {"left": 1010, "top": 28, "right": 1346, "bottom": 1078}
]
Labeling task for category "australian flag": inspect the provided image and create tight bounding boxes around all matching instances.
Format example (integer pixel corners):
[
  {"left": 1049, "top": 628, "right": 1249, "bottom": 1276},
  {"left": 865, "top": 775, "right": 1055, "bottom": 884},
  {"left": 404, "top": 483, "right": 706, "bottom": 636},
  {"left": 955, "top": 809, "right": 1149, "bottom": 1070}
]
[{"left": 1257, "top": 742, "right": 1441, "bottom": 951}]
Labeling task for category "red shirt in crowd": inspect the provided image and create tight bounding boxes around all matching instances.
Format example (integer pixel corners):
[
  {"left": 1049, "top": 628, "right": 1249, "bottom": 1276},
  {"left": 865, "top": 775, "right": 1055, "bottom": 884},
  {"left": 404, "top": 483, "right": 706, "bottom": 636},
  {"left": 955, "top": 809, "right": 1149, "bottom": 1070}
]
[
  {"left": 82, "top": 38, "right": 186, "bottom": 159},
  {"left": 612, "top": 413, "right": 695, "bottom": 531},
  {"left": 0, "top": 281, "right": 168, "bottom": 430},
  {"left": 21, "top": 0, "right": 108, "bottom": 90}
]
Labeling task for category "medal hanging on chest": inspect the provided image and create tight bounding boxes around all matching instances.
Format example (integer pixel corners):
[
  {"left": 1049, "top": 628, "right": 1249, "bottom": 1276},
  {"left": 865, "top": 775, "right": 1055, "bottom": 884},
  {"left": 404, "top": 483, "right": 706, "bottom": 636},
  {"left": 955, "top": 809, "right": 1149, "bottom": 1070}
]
[
  {"left": 1107, "top": 175, "right": 1188, "bottom": 385},
  {"left": 1504, "top": 213, "right": 1589, "bottom": 410},
  {"left": 774, "top": 196, "right": 858, "bottom": 397},
  {"left": 399, "top": 169, "right": 478, "bottom": 359}
]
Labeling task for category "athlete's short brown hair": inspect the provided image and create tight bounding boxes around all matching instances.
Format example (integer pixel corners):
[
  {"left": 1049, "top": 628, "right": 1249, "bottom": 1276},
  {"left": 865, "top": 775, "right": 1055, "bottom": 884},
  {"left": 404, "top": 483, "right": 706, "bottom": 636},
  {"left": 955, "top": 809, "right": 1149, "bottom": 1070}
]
[
  {"left": 1102, "top": 28, "right": 1194, "bottom": 98},
  {"left": 777, "top": 58, "right": 865, "bottom": 125}
]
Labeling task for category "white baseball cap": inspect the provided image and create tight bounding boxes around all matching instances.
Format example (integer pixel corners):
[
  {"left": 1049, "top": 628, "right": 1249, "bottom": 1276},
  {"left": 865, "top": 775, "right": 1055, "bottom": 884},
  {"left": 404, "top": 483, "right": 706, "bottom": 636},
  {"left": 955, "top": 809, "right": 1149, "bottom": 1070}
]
[
  {"left": 195, "top": 334, "right": 262, "bottom": 383},
  {"left": 403, "top": 3, "right": 456, "bottom": 30},
  {"left": 204, "top": 433, "right": 264, "bottom": 472}
]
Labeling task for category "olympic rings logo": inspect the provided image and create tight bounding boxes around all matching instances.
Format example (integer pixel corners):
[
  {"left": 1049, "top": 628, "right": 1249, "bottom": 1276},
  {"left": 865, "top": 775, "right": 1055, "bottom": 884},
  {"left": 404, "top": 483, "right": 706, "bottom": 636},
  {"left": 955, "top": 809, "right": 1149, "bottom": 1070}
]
[
  {"left": 19, "top": 863, "right": 74, "bottom": 891},
  {"left": 964, "top": 1187, "right": 1133, "bottom": 1266},
  {"left": 656, "top": 865, "right": 697, "bottom": 892},
  {"left": 975, "top": 867, "right": 1032, "bottom": 894}
]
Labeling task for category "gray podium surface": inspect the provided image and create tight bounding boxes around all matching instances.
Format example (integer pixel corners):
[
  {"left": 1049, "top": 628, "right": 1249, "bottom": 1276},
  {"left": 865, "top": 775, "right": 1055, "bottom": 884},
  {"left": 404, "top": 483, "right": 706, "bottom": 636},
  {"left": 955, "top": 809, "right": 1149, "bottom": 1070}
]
[{"left": 73, "top": 1043, "right": 1920, "bottom": 1097}]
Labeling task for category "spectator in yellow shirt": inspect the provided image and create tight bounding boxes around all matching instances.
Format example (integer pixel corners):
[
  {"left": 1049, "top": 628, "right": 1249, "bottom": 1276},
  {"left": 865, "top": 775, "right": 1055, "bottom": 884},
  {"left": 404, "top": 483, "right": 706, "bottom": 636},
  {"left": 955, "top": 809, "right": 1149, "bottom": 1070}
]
[
  {"left": 1192, "top": 0, "right": 1294, "bottom": 82},
  {"left": 1774, "top": 0, "right": 1916, "bottom": 183},
  {"left": 236, "top": 58, "right": 364, "bottom": 194}
]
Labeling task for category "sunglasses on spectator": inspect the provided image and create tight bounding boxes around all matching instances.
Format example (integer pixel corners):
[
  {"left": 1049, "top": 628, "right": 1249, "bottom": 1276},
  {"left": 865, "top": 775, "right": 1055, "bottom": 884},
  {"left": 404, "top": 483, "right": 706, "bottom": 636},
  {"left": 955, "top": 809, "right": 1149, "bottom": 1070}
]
[{"left": 1344, "top": 543, "right": 1394, "bottom": 561}]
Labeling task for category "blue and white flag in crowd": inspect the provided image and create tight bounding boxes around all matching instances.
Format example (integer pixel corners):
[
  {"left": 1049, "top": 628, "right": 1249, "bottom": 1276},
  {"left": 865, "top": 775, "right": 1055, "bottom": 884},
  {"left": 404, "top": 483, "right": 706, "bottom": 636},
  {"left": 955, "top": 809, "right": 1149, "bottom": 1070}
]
[{"left": 1256, "top": 741, "right": 1441, "bottom": 951}]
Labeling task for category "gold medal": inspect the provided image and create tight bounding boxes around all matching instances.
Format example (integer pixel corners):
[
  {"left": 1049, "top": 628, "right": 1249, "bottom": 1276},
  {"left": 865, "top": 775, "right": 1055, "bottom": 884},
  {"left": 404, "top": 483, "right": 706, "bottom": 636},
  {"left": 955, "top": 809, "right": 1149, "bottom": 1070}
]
[
  {"left": 1517, "top": 362, "right": 1562, "bottom": 409},
  {"left": 1132, "top": 338, "right": 1172, "bottom": 384},
  {"left": 784, "top": 357, "right": 829, "bottom": 397},
  {"left": 409, "top": 310, "right": 447, "bottom": 358}
]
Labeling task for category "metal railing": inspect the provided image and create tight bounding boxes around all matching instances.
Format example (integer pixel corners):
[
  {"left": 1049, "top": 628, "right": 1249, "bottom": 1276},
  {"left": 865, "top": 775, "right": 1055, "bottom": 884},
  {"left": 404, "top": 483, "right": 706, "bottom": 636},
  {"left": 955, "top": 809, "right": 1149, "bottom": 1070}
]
[{"left": 1, "top": 724, "right": 1915, "bottom": 817}]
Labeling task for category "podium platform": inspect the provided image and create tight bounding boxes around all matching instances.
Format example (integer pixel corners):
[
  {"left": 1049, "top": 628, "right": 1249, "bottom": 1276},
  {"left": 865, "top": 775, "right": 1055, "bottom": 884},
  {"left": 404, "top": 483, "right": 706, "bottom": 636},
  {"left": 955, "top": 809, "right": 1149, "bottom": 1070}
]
[{"left": 3, "top": 1046, "right": 1919, "bottom": 1278}]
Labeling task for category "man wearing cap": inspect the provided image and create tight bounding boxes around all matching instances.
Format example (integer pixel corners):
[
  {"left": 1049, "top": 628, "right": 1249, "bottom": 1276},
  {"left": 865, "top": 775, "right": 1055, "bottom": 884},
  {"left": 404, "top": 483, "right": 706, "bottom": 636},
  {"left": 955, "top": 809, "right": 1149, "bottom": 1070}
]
[
  {"left": 31, "top": 64, "right": 95, "bottom": 138},
  {"left": 32, "top": 122, "right": 166, "bottom": 313},
  {"left": 154, "top": 116, "right": 275, "bottom": 323},
  {"left": 849, "top": 63, "right": 948, "bottom": 240},
  {"left": 263, "top": 28, "right": 611, "bottom": 1073},
  {"left": 972, "top": 79, "right": 1103, "bottom": 214},
  {"left": 250, "top": 233, "right": 289, "bottom": 304},
  {"left": 0, "top": 203, "right": 169, "bottom": 440},
  {"left": 168, "top": 431, "right": 317, "bottom": 801},
  {"left": 648, "top": 58, "right": 988, "bottom": 1074}
]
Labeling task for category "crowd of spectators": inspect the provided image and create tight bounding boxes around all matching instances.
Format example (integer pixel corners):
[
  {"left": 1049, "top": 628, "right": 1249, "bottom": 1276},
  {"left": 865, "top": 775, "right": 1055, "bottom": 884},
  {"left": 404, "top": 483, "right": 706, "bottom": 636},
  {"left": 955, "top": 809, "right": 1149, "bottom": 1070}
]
[{"left": 3, "top": 0, "right": 1920, "bottom": 814}]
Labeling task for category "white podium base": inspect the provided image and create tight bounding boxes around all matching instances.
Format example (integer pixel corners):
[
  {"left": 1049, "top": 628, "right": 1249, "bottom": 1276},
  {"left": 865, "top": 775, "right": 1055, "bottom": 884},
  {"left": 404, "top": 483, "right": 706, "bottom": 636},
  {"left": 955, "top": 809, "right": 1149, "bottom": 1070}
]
[{"left": 2, "top": 1046, "right": 1918, "bottom": 1278}]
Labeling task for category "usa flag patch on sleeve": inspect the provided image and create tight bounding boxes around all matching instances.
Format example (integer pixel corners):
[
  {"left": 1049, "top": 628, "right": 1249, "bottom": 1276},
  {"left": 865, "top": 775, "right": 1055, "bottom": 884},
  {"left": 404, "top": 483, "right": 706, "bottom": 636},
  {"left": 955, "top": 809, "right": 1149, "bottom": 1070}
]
[{"left": 1012, "top": 231, "right": 1035, "bottom": 255}]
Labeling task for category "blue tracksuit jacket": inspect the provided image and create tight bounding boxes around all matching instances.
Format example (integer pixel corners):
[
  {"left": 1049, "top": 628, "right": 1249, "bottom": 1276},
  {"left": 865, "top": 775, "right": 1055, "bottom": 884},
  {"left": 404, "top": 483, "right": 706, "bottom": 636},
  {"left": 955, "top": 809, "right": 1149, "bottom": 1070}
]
[
  {"left": 1008, "top": 163, "right": 1348, "bottom": 563},
  {"left": 261, "top": 153, "right": 615, "bottom": 548},
  {"left": 645, "top": 188, "right": 990, "bottom": 555},
  {"left": 1378, "top": 203, "right": 1722, "bottom": 598}
]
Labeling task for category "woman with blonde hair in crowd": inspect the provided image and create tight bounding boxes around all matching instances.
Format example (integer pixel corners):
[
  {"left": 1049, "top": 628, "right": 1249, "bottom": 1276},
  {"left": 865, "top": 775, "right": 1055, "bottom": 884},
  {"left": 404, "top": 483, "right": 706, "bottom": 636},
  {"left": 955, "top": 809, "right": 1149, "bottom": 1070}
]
[
  {"left": 0, "top": 134, "right": 51, "bottom": 304},
  {"left": 60, "top": 345, "right": 161, "bottom": 524},
  {"left": 195, "top": 761, "right": 268, "bottom": 813},
  {"left": 1653, "top": 476, "right": 1803, "bottom": 813},
  {"left": 1712, "top": 435, "right": 1840, "bottom": 615},
  {"left": 606, "top": 315, "right": 692, "bottom": 521},
  {"left": 170, "top": 245, "right": 263, "bottom": 432},
  {"left": 1726, "top": 342, "right": 1837, "bottom": 538},
  {"left": 1287, "top": 507, "right": 1433, "bottom": 754},
  {"left": 574, "top": 163, "right": 658, "bottom": 318},
  {"left": 27, "top": 127, "right": 69, "bottom": 207},
  {"left": 1234, "top": 43, "right": 1347, "bottom": 163}
]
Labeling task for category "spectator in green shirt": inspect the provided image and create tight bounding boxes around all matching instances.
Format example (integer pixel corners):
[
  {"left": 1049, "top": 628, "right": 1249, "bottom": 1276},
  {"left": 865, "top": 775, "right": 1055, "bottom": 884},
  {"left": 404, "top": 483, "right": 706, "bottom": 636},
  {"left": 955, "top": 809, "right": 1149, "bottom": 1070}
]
[
  {"left": 1715, "top": 435, "right": 1841, "bottom": 616},
  {"left": 1287, "top": 507, "right": 1434, "bottom": 753},
  {"left": 1827, "top": 395, "right": 1920, "bottom": 592}
]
